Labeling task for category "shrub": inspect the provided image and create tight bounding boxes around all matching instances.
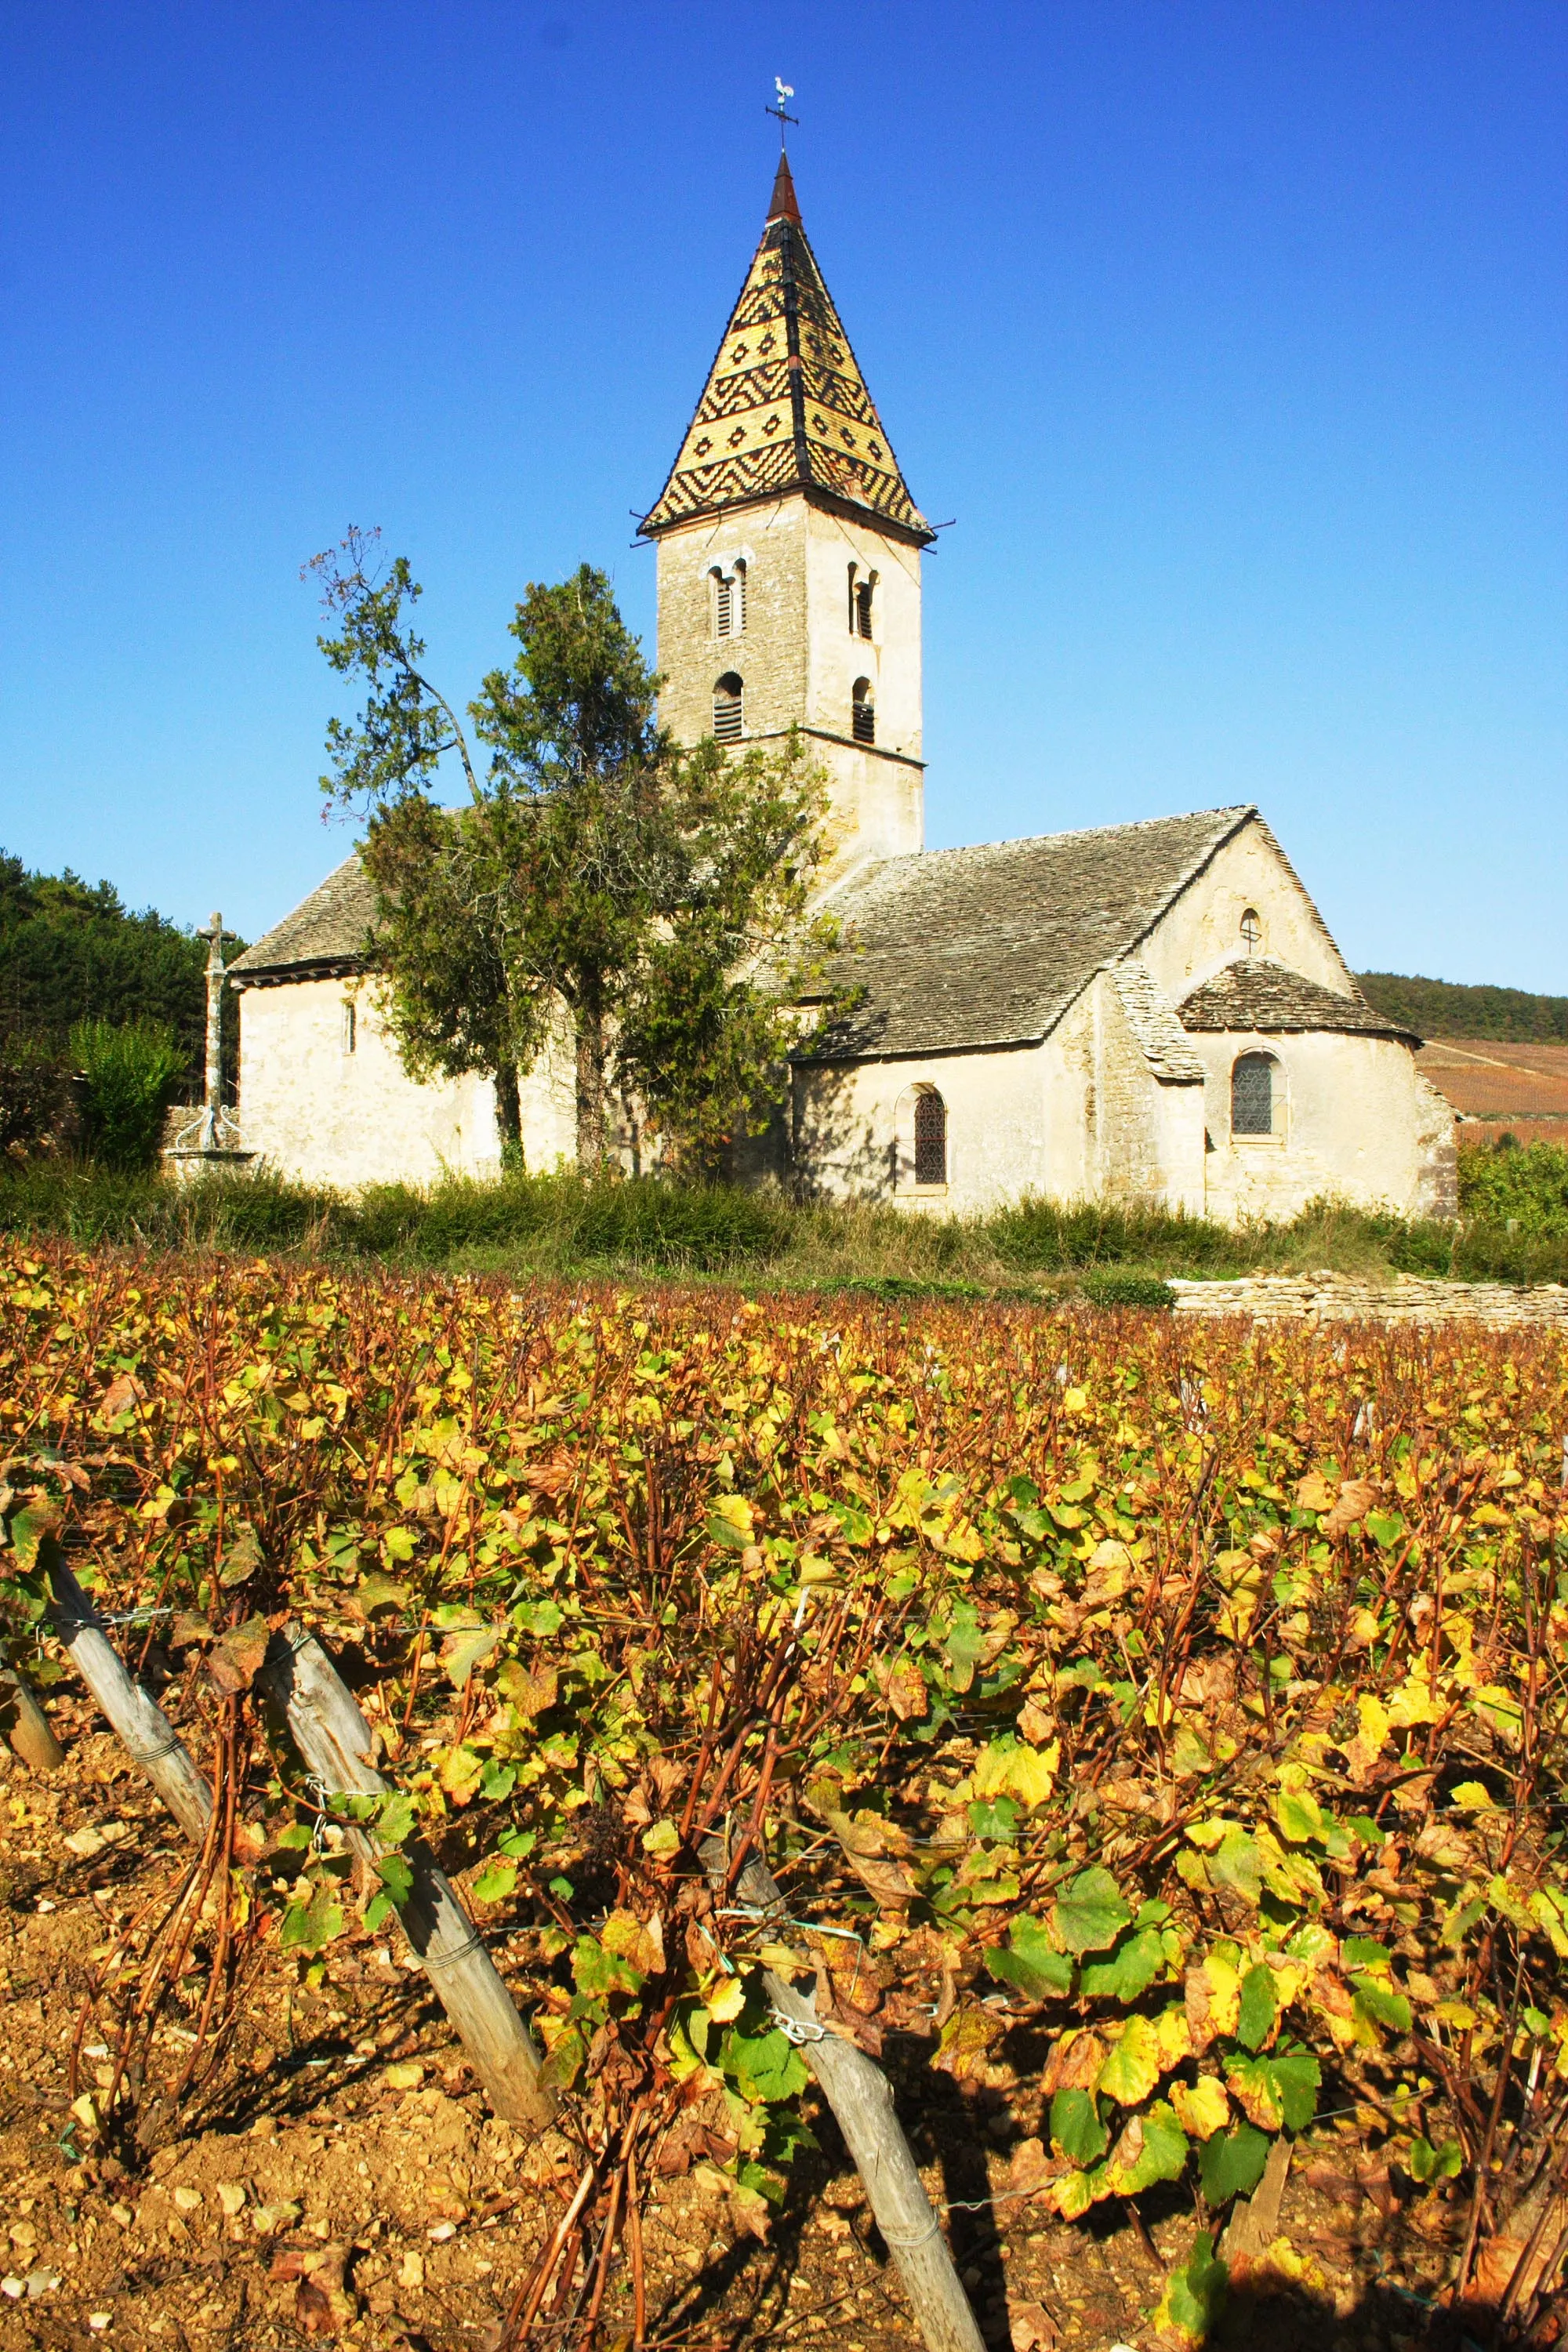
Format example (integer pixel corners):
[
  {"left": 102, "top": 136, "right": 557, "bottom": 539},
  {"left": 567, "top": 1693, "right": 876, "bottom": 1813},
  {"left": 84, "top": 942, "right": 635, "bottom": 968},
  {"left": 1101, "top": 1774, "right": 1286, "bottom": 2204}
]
[
  {"left": 572, "top": 1178, "right": 790, "bottom": 1270},
  {"left": 71, "top": 1018, "right": 190, "bottom": 1171},
  {"left": 1079, "top": 1269, "right": 1175, "bottom": 1310},
  {"left": 989, "top": 1196, "right": 1236, "bottom": 1272},
  {"left": 1458, "top": 1138, "right": 1568, "bottom": 1237}
]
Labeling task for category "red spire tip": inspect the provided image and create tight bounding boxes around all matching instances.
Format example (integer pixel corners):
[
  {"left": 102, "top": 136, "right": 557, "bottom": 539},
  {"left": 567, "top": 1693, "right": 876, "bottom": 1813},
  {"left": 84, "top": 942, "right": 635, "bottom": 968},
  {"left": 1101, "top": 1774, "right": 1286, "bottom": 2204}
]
[{"left": 767, "top": 151, "right": 800, "bottom": 225}]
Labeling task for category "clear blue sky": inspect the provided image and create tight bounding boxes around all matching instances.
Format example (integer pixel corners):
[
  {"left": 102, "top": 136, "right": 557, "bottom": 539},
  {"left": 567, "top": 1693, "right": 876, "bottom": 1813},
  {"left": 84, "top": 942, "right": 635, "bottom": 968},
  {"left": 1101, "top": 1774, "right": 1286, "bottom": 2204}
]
[{"left": 2, "top": 2, "right": 1563, "bottom": 985}]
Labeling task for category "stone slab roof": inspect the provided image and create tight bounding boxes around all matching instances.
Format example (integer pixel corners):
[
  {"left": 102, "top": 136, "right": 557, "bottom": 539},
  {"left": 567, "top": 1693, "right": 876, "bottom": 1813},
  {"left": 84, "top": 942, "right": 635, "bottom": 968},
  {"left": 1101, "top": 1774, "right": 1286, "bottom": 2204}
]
[
  {"left": 1112, "top": 957, "right": 1206, "bottom": 1083},
  {"left": 1178, "top": 958, "right": 1421, "bottom": 1044},
  {"left": 229, "top": 855, "right": 376, "bottom": 982},
  {"left": 798, "top": 806, "right": 1255, "bottom": 1061}
]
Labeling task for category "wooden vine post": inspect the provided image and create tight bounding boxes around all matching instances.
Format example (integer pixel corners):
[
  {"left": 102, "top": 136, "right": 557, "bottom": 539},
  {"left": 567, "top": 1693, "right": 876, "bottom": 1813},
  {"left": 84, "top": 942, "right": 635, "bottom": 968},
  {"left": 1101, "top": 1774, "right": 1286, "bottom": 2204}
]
[
  {"left": 702, "top": 1837, "right": 986, "bottom": 2352},
  {"left": 45, "top": 1549, "right": 215, "bottom": 1842},
  {"left": 258, "top": 1623, "right": 555, "bottom": 2133}
]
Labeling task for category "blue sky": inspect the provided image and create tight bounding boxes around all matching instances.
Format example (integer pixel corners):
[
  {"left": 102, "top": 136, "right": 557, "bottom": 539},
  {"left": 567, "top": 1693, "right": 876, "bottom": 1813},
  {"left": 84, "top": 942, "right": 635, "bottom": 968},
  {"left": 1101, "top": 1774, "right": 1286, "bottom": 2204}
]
[{"left": 1, "top": 2, "right": 1563, "bottom": 985}]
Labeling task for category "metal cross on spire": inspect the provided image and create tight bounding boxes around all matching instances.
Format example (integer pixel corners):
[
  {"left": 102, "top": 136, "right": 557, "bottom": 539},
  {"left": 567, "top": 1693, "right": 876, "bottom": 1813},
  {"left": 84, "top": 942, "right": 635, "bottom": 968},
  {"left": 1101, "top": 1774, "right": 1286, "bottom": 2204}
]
[{"left": 765, "top": 78, "right": 798, "bottom": 146}]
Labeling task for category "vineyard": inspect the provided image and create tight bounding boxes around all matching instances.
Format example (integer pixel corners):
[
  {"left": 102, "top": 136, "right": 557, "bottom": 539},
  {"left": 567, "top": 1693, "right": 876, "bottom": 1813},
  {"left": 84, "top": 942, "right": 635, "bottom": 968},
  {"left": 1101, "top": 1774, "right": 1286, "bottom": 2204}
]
[{"left": 1, "top": 1238, "right": 1566, "bottom": 2352}]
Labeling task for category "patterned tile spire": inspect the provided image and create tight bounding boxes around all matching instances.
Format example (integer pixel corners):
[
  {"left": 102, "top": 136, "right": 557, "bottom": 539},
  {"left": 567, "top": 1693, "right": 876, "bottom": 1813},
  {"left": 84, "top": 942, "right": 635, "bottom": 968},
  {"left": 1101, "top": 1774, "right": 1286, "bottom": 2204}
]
[{"left": 640, "top": 155, "right": 931, "bottom": 544}]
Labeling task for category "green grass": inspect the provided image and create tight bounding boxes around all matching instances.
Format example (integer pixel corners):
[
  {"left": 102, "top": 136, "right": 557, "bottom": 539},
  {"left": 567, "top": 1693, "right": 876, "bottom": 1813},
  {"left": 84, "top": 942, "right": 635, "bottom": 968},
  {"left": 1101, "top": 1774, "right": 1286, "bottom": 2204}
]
[{"left": 3, "top": 1138, "right": 1566, "bottom": 1297}]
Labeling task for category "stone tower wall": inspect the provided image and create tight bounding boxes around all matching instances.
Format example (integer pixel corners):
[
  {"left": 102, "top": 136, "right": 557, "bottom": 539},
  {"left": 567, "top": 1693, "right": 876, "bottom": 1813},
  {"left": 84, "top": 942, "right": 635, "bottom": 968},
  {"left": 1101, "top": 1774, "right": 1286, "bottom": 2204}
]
[{"left": 653, "top": 496, "right": 924, "bottom": 875}]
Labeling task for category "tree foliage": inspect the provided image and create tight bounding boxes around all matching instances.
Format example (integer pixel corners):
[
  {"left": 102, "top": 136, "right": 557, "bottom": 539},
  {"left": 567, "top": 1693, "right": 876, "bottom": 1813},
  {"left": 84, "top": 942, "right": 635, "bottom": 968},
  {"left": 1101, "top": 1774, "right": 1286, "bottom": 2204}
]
[
  {"left": 310, "top": 535, "right": 844, "bottom": 1170},
  {"left": 0, "top": 853, "right": 227, "bottom": 1069},
  {"left": 1356, "top": 970, "right": 1568, "bottom": 1044}
]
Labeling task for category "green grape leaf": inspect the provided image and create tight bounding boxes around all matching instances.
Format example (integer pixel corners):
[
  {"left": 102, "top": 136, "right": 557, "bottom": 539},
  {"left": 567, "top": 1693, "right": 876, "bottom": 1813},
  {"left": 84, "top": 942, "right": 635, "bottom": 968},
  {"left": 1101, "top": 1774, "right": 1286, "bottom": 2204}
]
[
  {"left": 1236, "top": 1963, "right": 1277, "bottom": 2052},
  {"left": 1197, "top": 2123, "right": 1270, "bottom": 2204},
  {"left": 1080, "top": 1926, "right": 1165, "bottom": 2004},
  {"left": 1351, "top": 1975, "right": 1413, "bottom": 2033},
  {"left": 1106, "top": 2100, "right": 1189, "bottom": 2196},
  {"left": 472, "top": 1860, "right": 518, "bottom": 1905},
  {"left": 1155, "top": 2229, "right": 1229, "bottom": 2345},
  {"left": 1208, "top": 1830, "right": 1262, "bottom": 1907},
  {"left": 376, "top": 1852, "right": 415, "bottom": 1908},
  {"left": 1053, "top": 1867, "right": 1131, "bottom": 1955},
  {"left": 572, "top": 1936, "right": 643, "bottom": 1999},
  {"left": 278, "top": 1888, "right": 343, "bottom": 1953},
  {"left": 985, "top": 1916, "right": 1073, "bottom": 2001},
  {"left": 1049, "top": 2087, "right": 1109, "bottom": 2165},
  {"left": 721, "top": 2025, "right": 808, "bottom": 2106}
]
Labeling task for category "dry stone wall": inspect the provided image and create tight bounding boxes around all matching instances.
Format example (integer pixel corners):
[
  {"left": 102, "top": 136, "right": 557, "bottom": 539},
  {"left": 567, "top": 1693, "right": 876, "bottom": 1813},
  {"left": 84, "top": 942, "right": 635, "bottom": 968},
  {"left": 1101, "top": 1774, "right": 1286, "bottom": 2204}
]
[{"left": 1168, "top": 1271, "right": 1568, "bottom": 1328}]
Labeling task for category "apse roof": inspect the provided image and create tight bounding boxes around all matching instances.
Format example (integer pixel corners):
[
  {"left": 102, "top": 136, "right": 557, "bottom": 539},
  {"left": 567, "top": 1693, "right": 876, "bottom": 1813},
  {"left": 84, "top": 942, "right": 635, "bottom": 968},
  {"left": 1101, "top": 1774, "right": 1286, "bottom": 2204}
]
[{"left": 1178, "top": 957, "right": 1421, "bottom": 1044}]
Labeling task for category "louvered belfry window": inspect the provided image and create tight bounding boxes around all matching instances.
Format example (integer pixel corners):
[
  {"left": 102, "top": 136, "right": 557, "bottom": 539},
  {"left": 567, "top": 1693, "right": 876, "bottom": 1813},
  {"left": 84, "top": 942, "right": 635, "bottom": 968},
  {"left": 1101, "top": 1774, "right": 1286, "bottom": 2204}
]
[
  {"left": 852, "top": 679, "right": 875, "bottom": 744},
  {"left": 855, "top": 580, "right": 874, "bottom": 639},
  {"left": 1231, "top": 1053, "right": 1275, "bottom": 1137},
  {"left": 713, "top": 563, "right": 746, "bottom": 639},
  {"left": 713, "top": 674, "right": 744, "bottom": 743},
  {"left": 914, "top": 1090, "right": 947, "bottom": 1185}
]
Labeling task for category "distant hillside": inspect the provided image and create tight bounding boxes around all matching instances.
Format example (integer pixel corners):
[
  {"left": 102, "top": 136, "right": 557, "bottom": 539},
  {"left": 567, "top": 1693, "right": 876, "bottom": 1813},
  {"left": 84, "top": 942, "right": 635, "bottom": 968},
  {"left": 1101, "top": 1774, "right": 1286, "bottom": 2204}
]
[{"left": 1356, "top": 972, "right": 1568, "bottom": 1044}]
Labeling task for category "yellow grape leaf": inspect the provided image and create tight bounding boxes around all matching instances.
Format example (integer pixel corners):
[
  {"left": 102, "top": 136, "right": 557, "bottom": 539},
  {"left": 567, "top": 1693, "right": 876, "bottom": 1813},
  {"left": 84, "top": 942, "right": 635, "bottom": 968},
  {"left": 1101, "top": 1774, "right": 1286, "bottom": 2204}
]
[
  {"left": 1155, "top": 2003, "right": 1194, "bottom": 2070},
  {"left": 706, "top": 1976, "right": 746, "bottom": 2024},
  {"left": 1171, "top": 2075, "right": 1229, "bottom": 2140},
  {"left": 1346, "top": 1693, "right": 1390, "bottom": 1773},
  {"left": 1389, "top": 1670, "right": 1442, "bottom": 1729},
  {"left": 982, "top": 1740, "right": 1061, "bottom": 1808},
  {"left": 1096, "top": 2014, "right": 1163, "bottom": 2107},
  {"left": 1185, "top": 1955, "right": 1240, "bottom": 2052},
  {"left": 1185, "top": 1817, "right": 1235, "bottom": 1850}
]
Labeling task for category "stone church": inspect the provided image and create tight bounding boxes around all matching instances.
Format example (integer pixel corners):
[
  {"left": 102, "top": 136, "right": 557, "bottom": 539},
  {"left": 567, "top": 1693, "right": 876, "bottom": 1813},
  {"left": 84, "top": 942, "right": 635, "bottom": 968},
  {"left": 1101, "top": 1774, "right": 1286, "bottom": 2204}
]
[{"left": 232, "top": 154, "right": 1455, "bottom": 1225}]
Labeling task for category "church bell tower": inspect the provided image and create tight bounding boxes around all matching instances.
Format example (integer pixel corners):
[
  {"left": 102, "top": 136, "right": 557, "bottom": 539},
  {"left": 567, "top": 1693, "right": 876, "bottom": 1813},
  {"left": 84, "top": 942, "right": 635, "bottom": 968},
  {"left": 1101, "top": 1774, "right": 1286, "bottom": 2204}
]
[{"left": 640, "top": 153, "right": 932, "bottom": 877}]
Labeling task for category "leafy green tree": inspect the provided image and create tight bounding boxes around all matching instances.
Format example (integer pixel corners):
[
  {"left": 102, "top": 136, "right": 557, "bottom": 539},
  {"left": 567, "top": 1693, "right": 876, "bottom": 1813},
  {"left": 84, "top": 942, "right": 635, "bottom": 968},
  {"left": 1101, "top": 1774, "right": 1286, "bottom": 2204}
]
[{"left": 310, "top": 532, "right": 843, "bottom": 1171}]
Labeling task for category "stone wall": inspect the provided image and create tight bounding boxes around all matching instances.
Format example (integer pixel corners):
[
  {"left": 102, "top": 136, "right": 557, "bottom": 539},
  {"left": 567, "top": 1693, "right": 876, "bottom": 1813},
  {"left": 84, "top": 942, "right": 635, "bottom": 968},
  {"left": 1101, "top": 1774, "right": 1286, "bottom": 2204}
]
[
  {"left": 654, "top": 499, "right": 924, "bottom": 873},
  {"left": 1169, "top": 1272, "right": 1568, "bottom": 1328}
]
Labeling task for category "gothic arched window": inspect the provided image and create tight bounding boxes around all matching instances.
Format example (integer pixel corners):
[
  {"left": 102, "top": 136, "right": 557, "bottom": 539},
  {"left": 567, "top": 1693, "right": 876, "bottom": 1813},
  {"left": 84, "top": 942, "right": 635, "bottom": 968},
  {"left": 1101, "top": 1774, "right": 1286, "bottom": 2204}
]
[
  {"left": 713, "top": 673, "right": 744, "bottom": 743},
  {"left": 851, "top": 677, "right": 875, "bottom": 744},
  {"left": 914, "top": 1088, "right": 947, "bottom": 1185},
  {"left": 1240, "top": 906, "right": 1263, "bottom": 953},
  {"left": 1231, "top": 1051, "right": 1279, "bottom": 1138}
]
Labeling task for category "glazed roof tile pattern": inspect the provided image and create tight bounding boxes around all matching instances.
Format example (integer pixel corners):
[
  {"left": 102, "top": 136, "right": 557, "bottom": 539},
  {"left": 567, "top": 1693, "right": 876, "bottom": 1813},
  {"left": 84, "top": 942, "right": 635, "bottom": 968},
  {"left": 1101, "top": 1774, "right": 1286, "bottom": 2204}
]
[
  {"left": 1178, "top": 958, "right": 1421, "bottom": 1043},
  {"left": 797, "top": 807, "right": 1255, "bottom": 1060},
  {"left": 640, "top": 157, "right": 931, "bottom": 544},
  {"left": 229, "top": 855, "right": 376, "bottom": 980}
]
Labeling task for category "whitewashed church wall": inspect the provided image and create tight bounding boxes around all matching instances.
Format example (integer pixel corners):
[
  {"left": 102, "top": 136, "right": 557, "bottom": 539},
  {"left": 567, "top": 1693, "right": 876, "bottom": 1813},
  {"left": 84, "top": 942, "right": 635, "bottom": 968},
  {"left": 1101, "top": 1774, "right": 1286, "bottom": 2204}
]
[
  {"left": 1140, "top": 820, "right": 1354, "bottom": 1000},
  {"left": 1189, "top": 1029, "right": 1454, "bottom": 1223},
  {"left": 791, "top": 1043, "right": 1050, "bottom": 1214},
  {"left": 238, "top": 978, "right": 577, "bottom": 1189}
]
